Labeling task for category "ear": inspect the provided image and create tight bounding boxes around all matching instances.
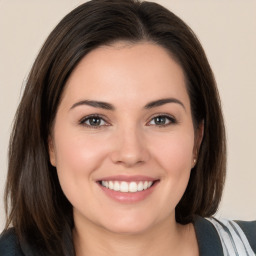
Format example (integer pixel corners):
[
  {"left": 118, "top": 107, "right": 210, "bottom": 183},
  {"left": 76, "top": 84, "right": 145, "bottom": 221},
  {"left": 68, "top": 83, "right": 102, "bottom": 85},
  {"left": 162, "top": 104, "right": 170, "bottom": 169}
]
[
  {"left": 48, "top": 136, "right": 56, "bottom": 167},
  {"left": 192, "top": 120, "right": 204, "bottom": 167}
]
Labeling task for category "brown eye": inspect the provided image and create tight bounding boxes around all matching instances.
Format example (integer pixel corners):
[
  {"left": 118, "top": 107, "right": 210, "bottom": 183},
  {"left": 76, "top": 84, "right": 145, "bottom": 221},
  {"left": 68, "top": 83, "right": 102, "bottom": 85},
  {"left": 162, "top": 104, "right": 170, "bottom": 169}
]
[
  {"left": 80, "top": 115, "right": 108, "bottom": 128},
  {"left": 87, "top": 117, "right": 103, "bottom": 126},
  {"left": 148, "top": 115, "right": 176, "bottom": 126},
  {"left": 154, "top": 116, "right": 168, "bottom": 125}
]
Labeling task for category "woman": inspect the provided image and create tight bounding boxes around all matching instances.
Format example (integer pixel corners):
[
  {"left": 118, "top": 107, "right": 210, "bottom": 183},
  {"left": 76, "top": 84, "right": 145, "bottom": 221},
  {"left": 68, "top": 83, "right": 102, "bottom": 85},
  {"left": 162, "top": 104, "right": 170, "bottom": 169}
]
[{"left": 0, "top": 0, "right": 255, "bottom": 255}]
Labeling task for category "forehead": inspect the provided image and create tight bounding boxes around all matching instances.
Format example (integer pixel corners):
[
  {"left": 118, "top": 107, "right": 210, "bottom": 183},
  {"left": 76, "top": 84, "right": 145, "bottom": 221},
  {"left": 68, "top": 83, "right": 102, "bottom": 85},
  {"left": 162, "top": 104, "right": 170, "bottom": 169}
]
[{"left": 61, "top": 41, "right": 190, "bottom": 110}]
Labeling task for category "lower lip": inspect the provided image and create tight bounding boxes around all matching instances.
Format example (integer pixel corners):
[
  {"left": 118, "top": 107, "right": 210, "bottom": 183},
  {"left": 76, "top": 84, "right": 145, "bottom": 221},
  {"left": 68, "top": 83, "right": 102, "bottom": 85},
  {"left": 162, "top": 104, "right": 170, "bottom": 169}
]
[{"left": 98, "top": 181, "right": 159, "bottom": 203}]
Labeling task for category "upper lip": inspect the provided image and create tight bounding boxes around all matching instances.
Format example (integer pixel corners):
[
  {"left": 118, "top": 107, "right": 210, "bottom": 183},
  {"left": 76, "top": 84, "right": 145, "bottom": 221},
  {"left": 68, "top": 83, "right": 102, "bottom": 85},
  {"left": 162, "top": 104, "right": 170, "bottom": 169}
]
[{"left": 97, "top": 175, "right": 158, "bottom": 182}]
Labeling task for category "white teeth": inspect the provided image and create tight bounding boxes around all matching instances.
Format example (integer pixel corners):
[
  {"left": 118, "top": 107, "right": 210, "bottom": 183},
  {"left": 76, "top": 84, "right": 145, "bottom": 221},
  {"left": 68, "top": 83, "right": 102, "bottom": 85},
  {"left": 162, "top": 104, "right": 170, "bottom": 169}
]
[
  {"left": 137, "top": 181, "right": 144, "bottom": 191},
  {"left": 101, "top": 180, "right": 154, "bottom": 192},
  {"left": 108, "top": 181, "right": 114, "bottom": 189},
  {"left": 129, "top": 182, "right": 137, "bottom": 192},
  {"left": 120, "top": 181, "right": 129, "bottom": 192},
  {"left": 143, "top": 181, "right": 148, "bottom": 190},
  {"left": 113, "top": 181, "right": 119, "bottom": 191},
  {"left": 102, "top": 181, "right": 108, "bottom": 188}
]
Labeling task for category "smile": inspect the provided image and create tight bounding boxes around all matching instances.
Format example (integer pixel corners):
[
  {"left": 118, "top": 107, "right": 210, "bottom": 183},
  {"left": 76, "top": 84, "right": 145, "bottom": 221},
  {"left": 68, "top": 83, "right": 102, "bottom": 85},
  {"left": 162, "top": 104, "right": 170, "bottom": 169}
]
[
  {"left": 97, "top": 175, "right": 159, "bottom": 203},
  {"left": 100, "top": 180, "right": 154, "bottom": 193}
]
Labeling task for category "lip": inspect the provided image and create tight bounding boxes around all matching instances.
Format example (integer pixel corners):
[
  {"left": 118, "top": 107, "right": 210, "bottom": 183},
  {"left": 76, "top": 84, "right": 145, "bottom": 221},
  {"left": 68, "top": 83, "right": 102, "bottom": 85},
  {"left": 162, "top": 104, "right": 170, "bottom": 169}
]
[
  {"left": 97, "top": 175, "right": 157, "bottom": 182},
  {"left": 97, "top": 175, "right": 160, "bottom": 203}
]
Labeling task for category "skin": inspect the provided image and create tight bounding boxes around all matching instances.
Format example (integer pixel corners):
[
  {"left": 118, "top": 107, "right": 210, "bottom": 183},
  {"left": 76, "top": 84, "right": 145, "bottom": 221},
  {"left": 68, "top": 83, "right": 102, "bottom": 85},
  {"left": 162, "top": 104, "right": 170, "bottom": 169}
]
[{"left": 49, "top": 41, "right": 203, "bottom": 256}]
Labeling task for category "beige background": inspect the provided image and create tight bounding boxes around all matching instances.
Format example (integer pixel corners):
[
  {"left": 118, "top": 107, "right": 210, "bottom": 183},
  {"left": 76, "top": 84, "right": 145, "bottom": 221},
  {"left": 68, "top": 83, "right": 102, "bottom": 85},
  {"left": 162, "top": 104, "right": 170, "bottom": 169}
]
[{"left": 0, "top": 0, "right": 256, "bottom": 230}]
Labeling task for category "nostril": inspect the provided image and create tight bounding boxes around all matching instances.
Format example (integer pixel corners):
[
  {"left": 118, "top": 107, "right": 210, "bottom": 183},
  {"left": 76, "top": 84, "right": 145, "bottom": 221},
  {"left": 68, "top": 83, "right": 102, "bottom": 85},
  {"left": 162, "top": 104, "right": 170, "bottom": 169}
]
[{"left": 110, "top": 151, "right": 149, "bottom": 167}]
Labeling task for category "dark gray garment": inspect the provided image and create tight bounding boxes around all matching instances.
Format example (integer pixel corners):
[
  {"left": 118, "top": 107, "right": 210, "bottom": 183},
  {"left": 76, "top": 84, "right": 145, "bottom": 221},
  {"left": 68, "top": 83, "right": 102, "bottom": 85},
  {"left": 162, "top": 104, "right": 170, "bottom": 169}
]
[{"left": 0, "top": 216, "right": 255, "bottom": 256}]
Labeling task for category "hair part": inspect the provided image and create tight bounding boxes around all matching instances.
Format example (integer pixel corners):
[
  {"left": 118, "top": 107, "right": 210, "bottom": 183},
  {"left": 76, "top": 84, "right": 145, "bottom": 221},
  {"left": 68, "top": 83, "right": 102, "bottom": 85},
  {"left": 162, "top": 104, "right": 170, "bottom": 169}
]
[{"left": 4, "top": 0, "right": 226, "bottom": 254}]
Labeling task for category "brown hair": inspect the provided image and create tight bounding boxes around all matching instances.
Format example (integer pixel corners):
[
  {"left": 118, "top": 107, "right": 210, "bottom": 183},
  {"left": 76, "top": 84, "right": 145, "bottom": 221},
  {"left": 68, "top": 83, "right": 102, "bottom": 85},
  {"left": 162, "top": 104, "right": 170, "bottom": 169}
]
[{"left": 4, "top": 0, "right": 226, "bottom": 254}]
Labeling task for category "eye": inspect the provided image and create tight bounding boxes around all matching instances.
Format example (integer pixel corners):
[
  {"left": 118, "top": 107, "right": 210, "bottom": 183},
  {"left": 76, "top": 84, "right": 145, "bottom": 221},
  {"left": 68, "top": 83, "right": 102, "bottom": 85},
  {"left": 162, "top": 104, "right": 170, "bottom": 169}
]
[
  {"left": 147, "top": 114, "right": 176, "bottom": 127},
  {"left": 79, "top": 115, "right": 109, "bottom": 128}
]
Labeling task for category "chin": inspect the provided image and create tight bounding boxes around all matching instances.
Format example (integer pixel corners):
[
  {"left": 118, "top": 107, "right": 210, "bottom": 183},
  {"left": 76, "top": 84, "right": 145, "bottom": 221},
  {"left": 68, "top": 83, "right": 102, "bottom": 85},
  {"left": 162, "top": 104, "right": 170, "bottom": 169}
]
[{"left": 99, "top": 214, "right": 159, "bottom": 235}]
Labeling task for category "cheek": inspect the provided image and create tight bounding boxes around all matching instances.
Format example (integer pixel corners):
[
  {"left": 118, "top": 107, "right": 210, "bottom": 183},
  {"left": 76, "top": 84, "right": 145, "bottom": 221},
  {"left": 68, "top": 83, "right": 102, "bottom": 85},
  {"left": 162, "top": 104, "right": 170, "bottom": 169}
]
[
  {"left": 52, "top": 128, "right": 110, "bottom": 200},
  {"left": 148, "top": 131, "right": 194, "bottom": 200},
  {"left": 150, "top": 131, "right": 194, "bottom": 173},
  {"left": 154, "top": 133, "right": 195, "bottom": 210},
  {"left": 54, "top": 129, "right": 109, "bottom": 173}
]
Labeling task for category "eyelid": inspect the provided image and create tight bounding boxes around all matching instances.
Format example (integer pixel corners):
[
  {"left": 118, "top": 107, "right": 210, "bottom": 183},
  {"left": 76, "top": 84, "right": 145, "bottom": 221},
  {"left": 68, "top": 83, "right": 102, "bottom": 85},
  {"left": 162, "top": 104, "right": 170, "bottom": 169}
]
[
  {"left": 146, "top": 113, "right": 177, "bottom": 126},
  {"left": 78, "top": 113, "right": 177, "bottom": 129},
  {"left": 79, "top": 114, "right": 111, "bottom": 128}
]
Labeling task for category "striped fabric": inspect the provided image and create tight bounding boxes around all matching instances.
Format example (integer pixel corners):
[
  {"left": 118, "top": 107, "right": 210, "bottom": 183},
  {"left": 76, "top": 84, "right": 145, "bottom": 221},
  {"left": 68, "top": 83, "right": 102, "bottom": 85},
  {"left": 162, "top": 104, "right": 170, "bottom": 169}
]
[{"left": 207, "top": 218, "right": 255, "bottom": 256}]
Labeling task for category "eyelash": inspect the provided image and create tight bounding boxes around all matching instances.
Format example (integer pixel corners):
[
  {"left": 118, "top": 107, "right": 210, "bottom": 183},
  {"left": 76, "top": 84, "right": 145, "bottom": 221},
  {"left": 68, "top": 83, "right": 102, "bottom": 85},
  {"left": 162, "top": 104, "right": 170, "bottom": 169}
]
[
  {"left": 147, "top": 114, "right": 177, "bottom": 127},
  {"left": 79, "top": 114, "right": 109, "bottom": 129},
  {"left": 79, "top": 113, "right": 177, "bottom": 129}
]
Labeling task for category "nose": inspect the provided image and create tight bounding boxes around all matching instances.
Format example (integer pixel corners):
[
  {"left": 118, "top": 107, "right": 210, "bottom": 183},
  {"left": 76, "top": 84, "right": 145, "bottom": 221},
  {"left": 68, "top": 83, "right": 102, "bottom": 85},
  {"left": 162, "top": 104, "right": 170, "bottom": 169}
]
[{"left": 110, "top": 126, "right": 150, "bottom": 167}]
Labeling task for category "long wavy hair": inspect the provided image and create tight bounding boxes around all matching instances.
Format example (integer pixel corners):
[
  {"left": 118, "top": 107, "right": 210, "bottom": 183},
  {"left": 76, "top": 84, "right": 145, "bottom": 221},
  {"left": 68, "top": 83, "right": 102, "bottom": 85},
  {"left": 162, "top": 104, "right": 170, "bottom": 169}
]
[{"left": 4, "top": 0, "right": 226, "bottom": 255}]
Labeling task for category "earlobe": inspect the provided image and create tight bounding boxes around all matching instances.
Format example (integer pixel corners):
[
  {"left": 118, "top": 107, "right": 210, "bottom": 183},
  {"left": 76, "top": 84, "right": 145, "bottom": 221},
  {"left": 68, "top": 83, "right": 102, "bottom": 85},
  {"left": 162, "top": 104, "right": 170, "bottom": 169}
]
[{"left": 48, "top": 136, "right": 56, "bottom": 167}]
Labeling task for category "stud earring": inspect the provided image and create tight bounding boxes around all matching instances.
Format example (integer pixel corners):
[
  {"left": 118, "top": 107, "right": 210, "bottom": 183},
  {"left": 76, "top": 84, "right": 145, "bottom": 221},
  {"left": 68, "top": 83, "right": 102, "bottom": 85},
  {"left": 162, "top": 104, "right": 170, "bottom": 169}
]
[{"left": 193, "top": 158, "right": 197, "bottom": 167}]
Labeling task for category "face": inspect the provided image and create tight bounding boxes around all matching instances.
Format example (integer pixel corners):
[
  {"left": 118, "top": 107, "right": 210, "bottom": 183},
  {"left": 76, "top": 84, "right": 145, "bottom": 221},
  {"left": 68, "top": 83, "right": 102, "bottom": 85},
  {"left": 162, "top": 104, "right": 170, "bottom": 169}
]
[{"left": 49, "top": 42, "right": 202, "bottom": 234}]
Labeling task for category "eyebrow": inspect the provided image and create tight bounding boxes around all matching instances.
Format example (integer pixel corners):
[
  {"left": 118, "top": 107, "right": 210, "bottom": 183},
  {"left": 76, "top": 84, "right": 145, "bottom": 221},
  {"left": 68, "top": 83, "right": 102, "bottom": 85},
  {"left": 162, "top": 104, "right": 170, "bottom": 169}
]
[
  {"left": 144, "top": 98, "right": 185, "bottom": 110},
  {"left": 70, "top": 100, "right": 115, "bottom": 110},
  {"left": 70, "top": 98, "right": 185, "bottom": 111}
]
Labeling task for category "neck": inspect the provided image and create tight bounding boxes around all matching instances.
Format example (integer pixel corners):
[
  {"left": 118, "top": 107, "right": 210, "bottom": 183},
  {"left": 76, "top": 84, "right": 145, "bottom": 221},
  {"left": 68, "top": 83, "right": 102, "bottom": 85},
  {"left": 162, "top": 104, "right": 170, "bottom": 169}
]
[{"left": 73, "top": 215, "right": 198, "bottom": 256}]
